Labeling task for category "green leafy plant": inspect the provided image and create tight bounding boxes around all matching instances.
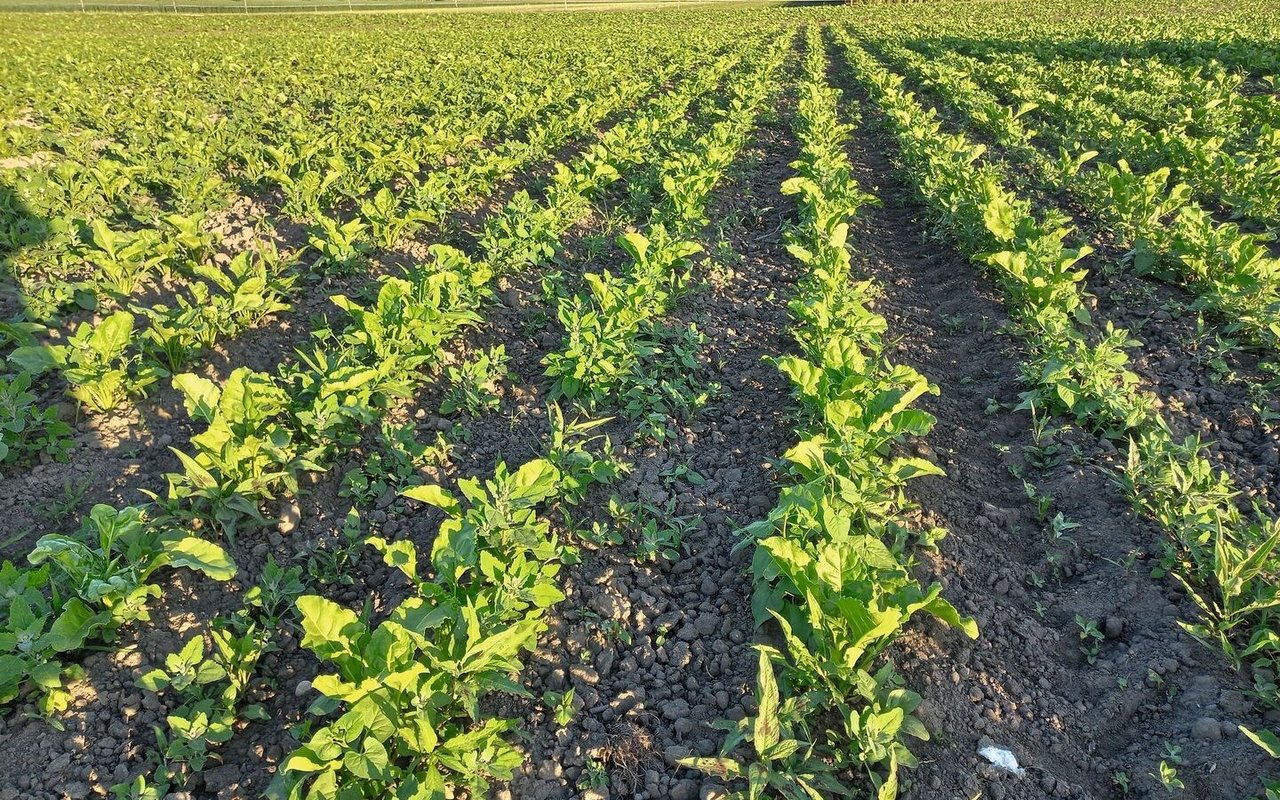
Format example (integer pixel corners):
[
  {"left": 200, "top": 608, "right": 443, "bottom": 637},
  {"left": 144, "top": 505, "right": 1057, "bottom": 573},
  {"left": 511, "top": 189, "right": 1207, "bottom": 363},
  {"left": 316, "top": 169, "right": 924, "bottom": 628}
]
[
  {"left": 0, "top": 505, "right": 234, "bottom": 715},
  {"left": 543, "top": 687, "right": 576, "bottom": 728},
  {"left": 12, "top": 311, "right": 151, "bottom": 412},
  {"left": 0, "top": 371, "right": 73, "bottom": 463},
  {"left": 162, "top": 369, "right": 320, "bottom": 539},
  {"left": 305, "top": 509, "right": 364, "bottom": 587},
  {"left": 244, "top": 556, "right": 305, "bottom": 628},
  {"left": 680, "top": 648, "right": 853, "bottom": 799},
  {"left": 1074, "top": 615, "right": 1104, "bottom": 664},
  {"left": 1150, "top": 759, "right": 1184, "bottom": 793},
  {"left": 0, "top": 561, "right": 91, "bottom": 715},
  {"left": 308, "top": 213, "right": 369, "bottom": 275},
  {"left": 440, "top": 345, "right": 508, "bottom": 417}
]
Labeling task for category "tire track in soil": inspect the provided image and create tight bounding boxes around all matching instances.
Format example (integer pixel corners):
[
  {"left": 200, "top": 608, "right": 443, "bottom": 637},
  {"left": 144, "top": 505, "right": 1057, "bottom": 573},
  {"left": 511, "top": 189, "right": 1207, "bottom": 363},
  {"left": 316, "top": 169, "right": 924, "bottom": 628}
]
[
  {"left": 470, "top": 101, "right": 802, "bottom": 800},
  {"left": 834, "top": 51, "right": 1280, "bottom": 800}
]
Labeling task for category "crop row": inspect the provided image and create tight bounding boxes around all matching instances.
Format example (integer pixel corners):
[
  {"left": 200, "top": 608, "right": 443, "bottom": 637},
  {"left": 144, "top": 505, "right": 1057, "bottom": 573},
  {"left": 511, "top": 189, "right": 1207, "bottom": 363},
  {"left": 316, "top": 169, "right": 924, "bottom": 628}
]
[
  {"left": 871, "top": 38, "right": 1280, "bottom": 362},
  {"left": 679, "top": 27, "right": 976, "bottom": 798},
  {"left": 544, "top": 36, "right": 788, "bottom": 418},
  {"left": 907, "top": 38, "right": 1280, "bottom": 232},
  {"left": 0, "top": 28, "right": 753, "bottom": 470},
  {"left": 836, "top": 26, "right": 1280, "bottom": 736},
  {"left": 2, "top": 21, "right": 651, "bottom": 301},
  {"left": 36, "top": 34, "right": 792, "bottom": 798},
  {"left": 5, "top": 45, "right": 683, "bottom": 410},
  {"left": 255, "top": 34, "right": 791, "bottom": 800}
]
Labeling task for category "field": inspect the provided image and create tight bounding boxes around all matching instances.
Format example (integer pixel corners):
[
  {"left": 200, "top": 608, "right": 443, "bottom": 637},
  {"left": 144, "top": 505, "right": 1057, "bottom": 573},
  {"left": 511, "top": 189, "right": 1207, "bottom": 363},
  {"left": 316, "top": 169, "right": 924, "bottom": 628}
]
[{"left": 2, "top": 2, "right": 1280, "bottom": 798}]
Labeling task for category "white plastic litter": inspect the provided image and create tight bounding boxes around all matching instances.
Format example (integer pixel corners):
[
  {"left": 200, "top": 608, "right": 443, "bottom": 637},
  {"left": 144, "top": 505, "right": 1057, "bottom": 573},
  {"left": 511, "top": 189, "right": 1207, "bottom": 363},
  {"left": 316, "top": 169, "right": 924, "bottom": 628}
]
[{"left": 978, "top": 745, "right": 1026, "bottom": 777}]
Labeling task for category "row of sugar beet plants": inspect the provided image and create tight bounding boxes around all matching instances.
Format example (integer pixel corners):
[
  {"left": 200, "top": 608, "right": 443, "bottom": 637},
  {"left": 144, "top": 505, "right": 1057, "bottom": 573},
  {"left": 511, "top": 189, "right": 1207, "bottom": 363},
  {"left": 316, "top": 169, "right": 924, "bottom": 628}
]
[
  {"left": 1, "top": 26, "right": 523, "bottom": 308},
  {"left": 872, "top": 38, "right": 1280, "bottom": 363},
  {"left": 255, "top": 40, "right": 791, "bottom": 800},
  {"left": 0, "top": 33, "right": 714, "bottom": 469},
  {"left": 0, "top": 29, "right": 698, "bottom": 416},
  {"left": 544, "top": 35, "right": 789, "bottom": 418},
  {"left": 680, "top": 27, "right": 976, "bottom": 800},
  {"left": 0, "top": 14, "right": 692, "bottom": 303},
  {"left": 834, "top": 28, "right": 1280, "bottom": 747},
  {"left": 0, "top": 241, "right": 488, "bottom": 723},
  {"left": 105, "top": 39, "right": 775, "bottom": 797},
  {"left": 273, "top": 423, "right": 626, "bottom": 799},
  {"left": 918, "top": 37, "right": 1280, "bottom": 232}
]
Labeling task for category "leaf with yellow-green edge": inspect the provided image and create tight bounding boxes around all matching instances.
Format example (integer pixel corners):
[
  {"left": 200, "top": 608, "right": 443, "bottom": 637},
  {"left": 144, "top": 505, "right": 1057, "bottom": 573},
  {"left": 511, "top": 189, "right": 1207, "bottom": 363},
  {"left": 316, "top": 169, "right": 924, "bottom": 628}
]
[
  {"left": 751, "top": 647, "right": 780, "bottom": 752},
  {"left": 367, "top": 536, "right": 417, "bottom": 583},
  {"left": 675, "top": 756, "right": 743, "bottom": 780},
  {"left": 527, "top": 581, "right": 565, "bottom": 609},
  {"left": 815, "top": 543, "right": 844, "bottom": 592},
  {"left": 293, "top": 725, "right": 345, "bottom": 767},
  {"left": 403, "top": 714, "right": 442, "bottom": 759},
  {"left": 431, "top": 517, "right": 474, "bottom": 581},
  {"left": 90, "top": 311, "right": 135, "bottom": 360},
  {"left": 512, "top": 458, "right": 558, "bottom": 502},
  {"left": 759, "top": 535, "right": 813, "bottom": 575},
  {"left": 775, "top": 355, "right": 820, "bottom": 398},
  {"left": 980, "top": 178, "right": 1017, "bottom": 242},
  {"left": 348, "top": 693, "right": 398, "bottom": 743},
  {"left": 172, "top": 373, "right": 220, "bottom": 422},
  {"left": 747, "top": 761, "right": 769, "bottom": 797},
  {"left": 888, "top": 457, "right": 945, "bottom": 482},
  {"left": 781, "top": 436, "right": 826, "bottom": 480},
  {"left": 1240, "top": 725, "right": 1280, "bottom": 758},
  {"left": 43, "top": 599, "right": 103, "bottom": 652},
  {"left": 310, "top": 674, "right": 360, "bottom": 702},
  {"left": 914, "top": 585, "right": 979, "bottom": 639},
  {"left": 864, "top": 381, "right": 933, "bottom": 432},
  {"left": 342, "top": 736, "right": 390, "bottom": 781},
  {"left": 399, "top": 483, "right": 460, "bottom": 516},
  {"left": 162, "top": 535, "right": 237, "bottom": 581},
  {"left": 297, "top": 595, "right": 363, "bottom": 660},
  {"left": 170, "top": 448, "right": 218, "bottom": 490},
  {"left": 460, "top": 617, "right": 540, "bottom": 674}
]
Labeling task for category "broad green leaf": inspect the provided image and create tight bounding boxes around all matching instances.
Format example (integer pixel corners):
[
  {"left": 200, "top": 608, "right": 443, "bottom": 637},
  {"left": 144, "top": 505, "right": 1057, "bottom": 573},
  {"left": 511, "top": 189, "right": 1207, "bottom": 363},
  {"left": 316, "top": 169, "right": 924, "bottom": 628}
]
[
  {"left": 172, "top": 373, "right": 221, "bottom": 421},
  {"left": 400, "top": 484, "right": 460, "bottom": 516},
  {"left": 367, "top": 537, "right": 417, "bottom": 583},
  {"left": 297, "top": 595, "right": 363, "bottom": 656},
  {"left": 163, "top": 536, "right": 237, "bottom": 580}
]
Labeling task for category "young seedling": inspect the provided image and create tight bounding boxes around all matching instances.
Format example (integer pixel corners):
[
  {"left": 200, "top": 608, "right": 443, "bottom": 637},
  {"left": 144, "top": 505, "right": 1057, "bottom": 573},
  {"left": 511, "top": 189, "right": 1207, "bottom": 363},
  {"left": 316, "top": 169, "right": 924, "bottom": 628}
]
[
  {"left": 1075, "top": 615, "right": 1104, "bottom": 664},
  {"left": 1150, "top": 760, "right": 1184, "bottom": 793}
]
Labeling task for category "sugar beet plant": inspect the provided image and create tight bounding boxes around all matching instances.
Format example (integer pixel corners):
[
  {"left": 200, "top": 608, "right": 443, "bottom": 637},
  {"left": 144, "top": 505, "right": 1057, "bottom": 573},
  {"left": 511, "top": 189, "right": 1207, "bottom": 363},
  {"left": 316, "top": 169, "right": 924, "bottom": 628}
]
[
  {"left": 682, "top": 31, "right": 976, "bottom": 799},
  {"left": 268, "top": 416, "right": 622, "bottom": 800},
  {"left": 0, "top": 505, "right": 235, "bottom": 715}
]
